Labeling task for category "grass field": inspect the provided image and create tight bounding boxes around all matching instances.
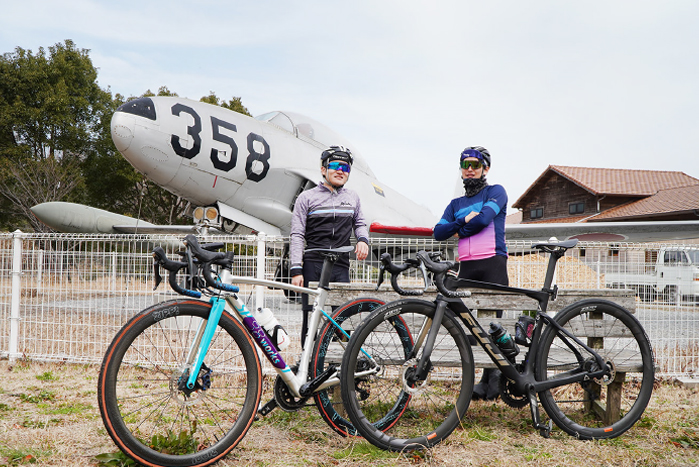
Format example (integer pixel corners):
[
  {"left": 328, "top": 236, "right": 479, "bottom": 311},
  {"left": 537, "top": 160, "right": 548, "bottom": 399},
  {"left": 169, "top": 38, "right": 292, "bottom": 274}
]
[{"left": 0, "top": 359, "right": 697, "bottom": 467}]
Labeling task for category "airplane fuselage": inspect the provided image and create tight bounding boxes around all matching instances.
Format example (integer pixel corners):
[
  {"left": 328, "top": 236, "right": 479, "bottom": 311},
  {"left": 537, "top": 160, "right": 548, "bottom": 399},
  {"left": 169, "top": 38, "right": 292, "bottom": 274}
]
[{"left": 111, "top": 97, "right": 437, "bottom": 236}]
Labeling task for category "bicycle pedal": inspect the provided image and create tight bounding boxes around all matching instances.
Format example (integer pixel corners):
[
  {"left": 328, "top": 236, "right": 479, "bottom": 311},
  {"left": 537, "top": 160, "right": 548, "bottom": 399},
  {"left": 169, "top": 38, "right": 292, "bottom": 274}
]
[
  {"left": 538, "top": 420, "right": 553, "bottom": 438},
  {"left": 257, "top": 399, "right": 278, "bottom": 417}
]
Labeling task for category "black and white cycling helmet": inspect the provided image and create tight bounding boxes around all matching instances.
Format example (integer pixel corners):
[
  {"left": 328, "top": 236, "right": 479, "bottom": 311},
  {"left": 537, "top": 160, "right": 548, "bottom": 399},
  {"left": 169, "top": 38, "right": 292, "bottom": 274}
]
[
  {"left": 320, "top": 145, "right": 353, "bottom": 167},
  {"left": 460, "top": 146, "right": 491, "bottom": 168}
]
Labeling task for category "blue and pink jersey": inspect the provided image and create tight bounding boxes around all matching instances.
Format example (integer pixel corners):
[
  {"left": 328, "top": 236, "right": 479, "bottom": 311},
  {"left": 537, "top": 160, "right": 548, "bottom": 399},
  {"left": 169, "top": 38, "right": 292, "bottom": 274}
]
[{"left": 433, "top": 184, "right": 508, "bottom": 261}]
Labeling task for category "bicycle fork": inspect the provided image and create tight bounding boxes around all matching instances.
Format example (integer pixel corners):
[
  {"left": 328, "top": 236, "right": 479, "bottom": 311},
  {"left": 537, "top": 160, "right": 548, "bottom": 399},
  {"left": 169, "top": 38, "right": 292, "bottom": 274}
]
[
  {"left": 406, "top": 300, "right": 448, "bottom": 384},
  {"left": 180, "top": 296, "right": 227, "bottom": 392}
]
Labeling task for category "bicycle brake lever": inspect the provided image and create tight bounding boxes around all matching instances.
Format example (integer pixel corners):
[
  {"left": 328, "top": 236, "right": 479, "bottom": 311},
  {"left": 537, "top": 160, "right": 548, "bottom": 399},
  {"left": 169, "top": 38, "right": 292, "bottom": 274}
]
[
  {"left": 419, "top": 262, "right": 430, "bottom": 290},
  {"left": 153, "top": 261, "right": 162, "bottom": 291},
  {"left": 152, "top": 247, "right": 166, "bottom": 291},
  {"left": 376, "top": 264, "right": 386, "bottom": 290}
]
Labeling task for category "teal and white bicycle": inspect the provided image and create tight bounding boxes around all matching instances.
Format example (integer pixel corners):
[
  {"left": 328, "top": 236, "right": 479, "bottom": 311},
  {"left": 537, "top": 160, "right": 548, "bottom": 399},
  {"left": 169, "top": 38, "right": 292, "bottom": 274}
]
[{"left": 98, "top": 235, "right": 406, "bottom": 467}]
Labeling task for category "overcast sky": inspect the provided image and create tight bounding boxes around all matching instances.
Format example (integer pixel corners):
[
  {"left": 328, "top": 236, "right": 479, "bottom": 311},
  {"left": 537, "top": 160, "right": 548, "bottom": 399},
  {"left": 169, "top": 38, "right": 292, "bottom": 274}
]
[{"left": 2, "top": 1, "right": 698, "bottom": 219}]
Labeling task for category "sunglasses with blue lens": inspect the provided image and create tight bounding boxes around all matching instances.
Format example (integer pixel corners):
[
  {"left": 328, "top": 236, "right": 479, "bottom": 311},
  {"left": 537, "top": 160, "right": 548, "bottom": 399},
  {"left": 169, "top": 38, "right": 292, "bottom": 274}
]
[{"left": 327, "top": 161, "right": 351, "bottom": 173}]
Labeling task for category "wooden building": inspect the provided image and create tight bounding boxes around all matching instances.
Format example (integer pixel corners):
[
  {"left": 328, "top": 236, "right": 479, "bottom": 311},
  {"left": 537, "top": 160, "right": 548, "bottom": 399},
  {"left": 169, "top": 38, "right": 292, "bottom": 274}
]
[{"left": 512, "top": 166, "right": 699, "bottom": 223}]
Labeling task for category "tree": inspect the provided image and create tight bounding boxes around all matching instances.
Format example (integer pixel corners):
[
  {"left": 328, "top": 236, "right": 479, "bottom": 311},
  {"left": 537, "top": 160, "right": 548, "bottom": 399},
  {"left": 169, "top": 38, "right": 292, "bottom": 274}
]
[
  {"left": 200, "top": 91, "right": 251, "bottom": 116},
  {"left": 0, "top": 40, "right": 113, "bottom": 231},
  {"left": 0, "top": 40, "right": 254, "bottom": 231}
]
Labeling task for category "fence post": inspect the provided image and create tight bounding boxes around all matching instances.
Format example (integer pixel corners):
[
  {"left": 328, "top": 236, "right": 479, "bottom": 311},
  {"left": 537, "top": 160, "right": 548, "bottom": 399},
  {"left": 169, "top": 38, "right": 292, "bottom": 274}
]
[
  {"left": 9, "top": 230, "right": 24, "bottom": 362},
  {"left": 256, "top": 232, "right": 266, "bottom": 311},
  {"left": 110, "top": 251, "right": 117, "bottom": 293},
  {"left": 37, "top": 249, "right": 44, "bottom": 295}
]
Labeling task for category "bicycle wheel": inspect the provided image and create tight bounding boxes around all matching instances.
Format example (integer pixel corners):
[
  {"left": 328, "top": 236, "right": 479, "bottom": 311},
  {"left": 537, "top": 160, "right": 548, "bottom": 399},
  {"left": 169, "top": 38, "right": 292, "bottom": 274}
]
[
  {"left": 98, "top": 299, "right": 262, "bottom": 467},
  {"left": 341, "top": 299, "right": 474, "bottom": 452},
  {"left": 312, "top": 297, "right": 385, "bottom": 436},
  {"left": 536, "top": 299, "right": 654, "bottom": 440}
]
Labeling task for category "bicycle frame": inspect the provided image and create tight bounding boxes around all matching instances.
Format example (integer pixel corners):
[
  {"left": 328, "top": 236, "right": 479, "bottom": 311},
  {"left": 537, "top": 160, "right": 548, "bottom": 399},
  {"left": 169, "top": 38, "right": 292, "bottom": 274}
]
[
  {"left": 446, "top": 298, "right": 610, "bottom": 392},
  {"left": 180, "top": 257, "right": 353, "bottom": 400},
  {"left": 403, "top": 243, "right": 616, "bottom": 434}
]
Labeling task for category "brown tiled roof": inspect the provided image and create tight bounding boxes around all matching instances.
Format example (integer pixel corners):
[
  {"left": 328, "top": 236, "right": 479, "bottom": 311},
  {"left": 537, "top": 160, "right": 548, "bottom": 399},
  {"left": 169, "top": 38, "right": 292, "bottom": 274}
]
[
  {"left": 591, "top": 185, "right": 699, "bottom": 220},
  {"left": 513, "top": 165, "right": 699, "bottom": 209},
  {"left": 549, "top": 166, "right": 699, "bottom": 196}
]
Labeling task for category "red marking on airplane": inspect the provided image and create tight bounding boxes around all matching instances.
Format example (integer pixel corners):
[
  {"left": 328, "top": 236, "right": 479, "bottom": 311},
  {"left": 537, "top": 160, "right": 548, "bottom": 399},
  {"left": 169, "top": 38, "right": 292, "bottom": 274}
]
[{"left": 370, "top": 223, "right": 434, "bottom": 237}]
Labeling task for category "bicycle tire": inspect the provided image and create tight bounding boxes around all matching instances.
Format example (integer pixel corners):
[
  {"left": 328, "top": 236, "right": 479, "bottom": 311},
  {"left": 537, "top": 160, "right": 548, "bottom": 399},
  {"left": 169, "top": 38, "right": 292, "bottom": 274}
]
[
  {"left": 536, "top": 299, "right": 654, "bottom": 439},
  {"left": 98, "top": 299, "right": 262, "bottom": 467},
  {"left": 341, "top": 299, "right": 474, "bottom": 451},
  {"left": 311, "top": 297, "right": 386, "bottom": 436}
]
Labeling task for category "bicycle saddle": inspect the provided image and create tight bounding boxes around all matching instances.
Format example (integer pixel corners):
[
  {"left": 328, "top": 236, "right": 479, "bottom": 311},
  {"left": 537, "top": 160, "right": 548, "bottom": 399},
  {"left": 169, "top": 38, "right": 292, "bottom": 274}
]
[{"left": 304, "top": 245, "right": 355, "bottom": 255}]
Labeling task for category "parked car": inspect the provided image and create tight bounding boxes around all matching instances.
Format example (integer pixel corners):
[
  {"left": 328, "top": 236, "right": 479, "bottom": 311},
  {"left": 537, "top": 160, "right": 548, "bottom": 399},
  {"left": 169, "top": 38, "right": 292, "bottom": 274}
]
[{"left": 605, "top": 247, "right": 699, "bottom": 303}]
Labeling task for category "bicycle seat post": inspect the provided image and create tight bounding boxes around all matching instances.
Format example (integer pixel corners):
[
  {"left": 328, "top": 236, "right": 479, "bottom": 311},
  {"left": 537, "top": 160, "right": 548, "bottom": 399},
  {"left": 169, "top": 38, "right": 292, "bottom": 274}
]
[
  {"left": 541, "top": 247, "right": 568, "bottom": 292},
  {"left": 317, "top": 253, "right": 339, "bottom": 290}
]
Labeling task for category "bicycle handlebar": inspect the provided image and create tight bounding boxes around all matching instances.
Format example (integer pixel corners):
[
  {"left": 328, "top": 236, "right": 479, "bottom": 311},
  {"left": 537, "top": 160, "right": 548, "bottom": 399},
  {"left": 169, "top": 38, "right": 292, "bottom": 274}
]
[
  {"left": 377, "top": 253, "right": 425, "bottom": 296},
  {"left": 182, "top": 235, "right": 239, "bottom": 293},
  {"left": 152, "top": 236, "right": 240, "bottom": 297},
  {"left": 414, "top": 251, "right": 471, "bottom": 298},
  {"left": 378, "top": 250, "right": 470, "bottom": 298},
  {"left": 152, "top": 246, "right": 201, "bottom": 298}
]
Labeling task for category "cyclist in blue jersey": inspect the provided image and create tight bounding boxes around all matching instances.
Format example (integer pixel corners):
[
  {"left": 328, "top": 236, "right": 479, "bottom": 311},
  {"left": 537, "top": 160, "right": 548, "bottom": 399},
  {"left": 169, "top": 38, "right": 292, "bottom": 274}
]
[
  {"left": 290, "top": 146, "right": 370, "bottom": 347},
  {"left": 434, "top": 146, "right": 509, "bottom": 400}
]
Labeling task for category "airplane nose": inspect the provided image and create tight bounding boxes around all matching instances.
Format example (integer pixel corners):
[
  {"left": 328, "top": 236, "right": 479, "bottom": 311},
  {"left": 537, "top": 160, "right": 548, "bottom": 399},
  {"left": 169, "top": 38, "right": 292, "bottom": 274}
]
[
  {"left": 110, "top": 97, "right": 183, "bottom": 186},
  {"left": 111, "top": 97, "right": 157, "bottom": 152},
  {"left": 111, "top": 111, "right": 134, "bottom": 152}
]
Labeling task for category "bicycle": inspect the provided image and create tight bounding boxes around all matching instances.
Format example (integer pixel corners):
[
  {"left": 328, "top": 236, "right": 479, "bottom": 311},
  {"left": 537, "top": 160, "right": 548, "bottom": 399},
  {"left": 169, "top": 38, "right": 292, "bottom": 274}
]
[
  {"left": 340, "top": 239, "right": 655, "bottom": 451},
  {"left": 98, "top": 234, "right": 397, "bottom": 467}
]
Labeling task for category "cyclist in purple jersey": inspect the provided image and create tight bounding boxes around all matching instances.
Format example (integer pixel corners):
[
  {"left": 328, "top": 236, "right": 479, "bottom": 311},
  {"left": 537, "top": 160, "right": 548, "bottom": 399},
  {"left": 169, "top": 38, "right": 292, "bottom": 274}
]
[
  {"left": 434, "top": 146, "right": 509, "bottom": 400},
  {"left": 290, "top": 146, "right": 370, "bottom": 346}
]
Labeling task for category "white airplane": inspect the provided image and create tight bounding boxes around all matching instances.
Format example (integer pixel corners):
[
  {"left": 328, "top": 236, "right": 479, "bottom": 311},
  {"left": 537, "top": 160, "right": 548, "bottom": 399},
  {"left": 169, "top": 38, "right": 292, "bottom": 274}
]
[
  {"left": 32, "top": 96, "right": 436, "bottom": 238},
  {"left": 30, "top": 96, "right": 699, "bottom": 244}
]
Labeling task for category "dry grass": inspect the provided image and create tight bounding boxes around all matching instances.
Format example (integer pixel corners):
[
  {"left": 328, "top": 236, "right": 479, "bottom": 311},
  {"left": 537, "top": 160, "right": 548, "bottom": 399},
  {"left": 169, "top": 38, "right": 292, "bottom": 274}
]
[{"left": 0, "top": 360, "right": 697, "bottom": 466}]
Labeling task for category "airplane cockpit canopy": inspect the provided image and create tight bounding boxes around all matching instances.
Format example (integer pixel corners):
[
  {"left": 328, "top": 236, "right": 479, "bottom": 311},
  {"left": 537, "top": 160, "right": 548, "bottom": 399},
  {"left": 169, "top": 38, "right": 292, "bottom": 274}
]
[{"left": 255, "top": 111, "right": 372, "bottom": 176}]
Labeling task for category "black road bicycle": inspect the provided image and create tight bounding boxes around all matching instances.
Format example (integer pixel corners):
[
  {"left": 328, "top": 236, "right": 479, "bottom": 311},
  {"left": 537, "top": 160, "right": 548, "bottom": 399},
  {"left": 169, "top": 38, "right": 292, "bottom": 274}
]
[{"left": 340, "top": 239, "right": 655, "bottom": 451}]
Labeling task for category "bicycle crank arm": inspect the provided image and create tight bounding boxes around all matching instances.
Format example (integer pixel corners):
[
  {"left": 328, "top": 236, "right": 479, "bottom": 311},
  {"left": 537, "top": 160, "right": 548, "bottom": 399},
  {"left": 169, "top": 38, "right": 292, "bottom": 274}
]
[
  {"left": 527, "top": 385, "right": 552, "bottom": 438},
  {"left": 299, "top": 364, "right": 337, "bottom": 398},
  {"left": 257, "top": 399, "right": 278, "bottom": 417}
]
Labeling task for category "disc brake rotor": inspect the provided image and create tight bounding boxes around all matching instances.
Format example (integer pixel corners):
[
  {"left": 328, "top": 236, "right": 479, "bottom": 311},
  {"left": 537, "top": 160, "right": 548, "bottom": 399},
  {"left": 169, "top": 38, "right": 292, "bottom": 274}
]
[
  {"left": 402, "top": 358, "right": 429, "bottom": 395},
  {"left": 593, "top": 360, "right": 617, "bottom": 386},
  {"left": 171, "top": 365, "right": 209, "bottom": 407}
]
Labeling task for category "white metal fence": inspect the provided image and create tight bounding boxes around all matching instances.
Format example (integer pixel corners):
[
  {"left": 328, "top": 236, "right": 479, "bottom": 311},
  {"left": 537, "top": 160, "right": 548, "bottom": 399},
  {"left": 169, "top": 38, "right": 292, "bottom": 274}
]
[{"left": 0, "top": 231, "right": 697, "bottom": 378}]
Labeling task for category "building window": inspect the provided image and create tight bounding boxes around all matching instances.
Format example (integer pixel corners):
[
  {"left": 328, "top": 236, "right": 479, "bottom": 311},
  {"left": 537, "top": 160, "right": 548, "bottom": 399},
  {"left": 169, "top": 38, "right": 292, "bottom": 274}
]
[
  {"left": 569, "top": 202, "right": 585, "bottom": 214},
  {"left": 530, "top": 207, "right": 543, "bottom": 219}
]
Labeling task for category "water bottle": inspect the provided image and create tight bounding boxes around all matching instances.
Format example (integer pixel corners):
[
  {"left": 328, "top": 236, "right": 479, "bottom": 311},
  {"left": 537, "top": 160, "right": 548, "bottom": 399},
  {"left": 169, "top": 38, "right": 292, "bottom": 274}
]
[
  {"left": 489, "top": 322, "right": 519, "bottom": 360},
  {"left": 257, "top": 308, "right": 290, "bottom": 351}
]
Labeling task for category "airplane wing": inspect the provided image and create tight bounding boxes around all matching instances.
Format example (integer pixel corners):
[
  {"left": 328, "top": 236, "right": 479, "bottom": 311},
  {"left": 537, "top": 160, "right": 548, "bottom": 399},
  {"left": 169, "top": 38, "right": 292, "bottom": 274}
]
[
  {"left": 367, "top": 219, "right": 699, "bottom": 243},
  {"left": 112, "top": 224, "right": 204, "bottom": 235},
  {"left": 505, "top": 220, "right": 699, "bottom": 243}
]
